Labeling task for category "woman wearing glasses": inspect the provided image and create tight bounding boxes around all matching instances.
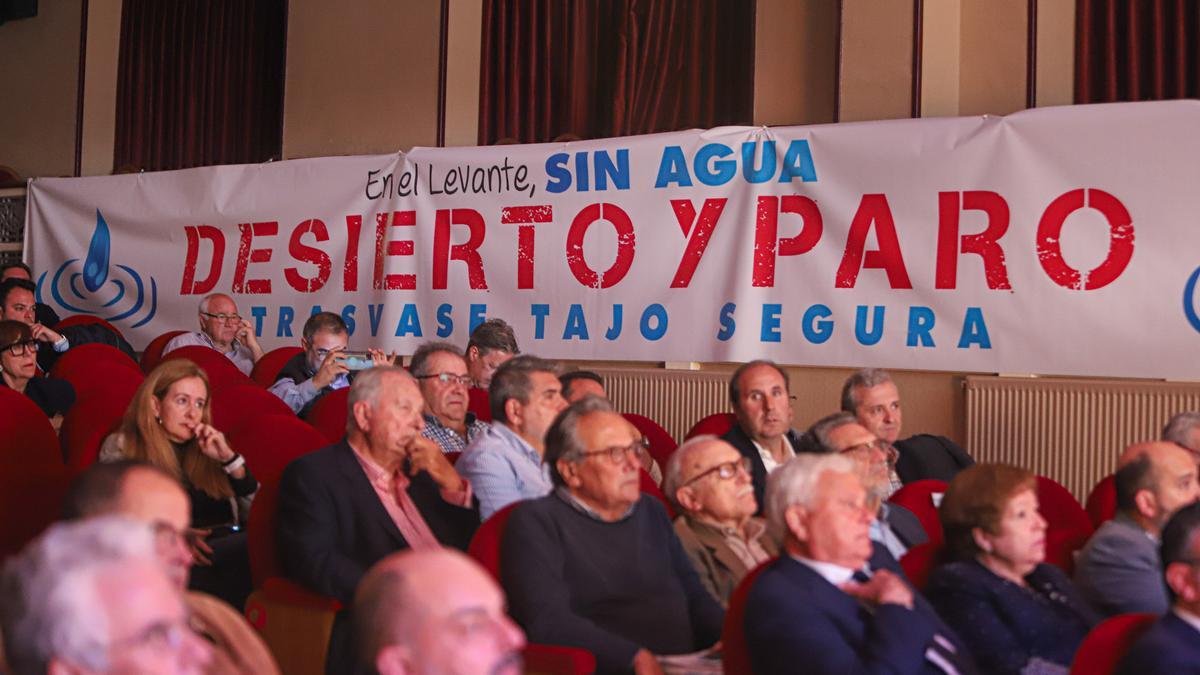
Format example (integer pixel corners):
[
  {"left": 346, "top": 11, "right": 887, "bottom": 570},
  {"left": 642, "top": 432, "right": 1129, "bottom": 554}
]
[
  {"left": 0, "top": 319, "right": 75, "bottom": 427},
  {"left": 99, "top": 358, "right": 258, "bottom": 608}
]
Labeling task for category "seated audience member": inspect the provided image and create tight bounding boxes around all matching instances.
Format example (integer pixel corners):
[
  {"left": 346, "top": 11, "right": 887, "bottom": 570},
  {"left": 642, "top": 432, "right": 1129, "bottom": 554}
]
[
  {"left": 799, "top": 412, "right": 926, "bottom": 559},
  {"left": 0, "top": 262, "right": 59, "bottom": 326},
  {"left": 721, "top": 360, "right": 803, "bottom": 513},
  {"left": 502, "top": 397, "right": 723, "bottom": 674},
  {"left": 411, "top": 341, "right": 489, "bottom": 453},
  {"left": 746, "top": 454, "right": 974, "bottom": 675},
  {"left": 1163, "top": 411, "right": 1200, "bottom": 459},
  {"left": 0, "top": 277, "right": 69, "bottom": 371},
  {"left": 164, "top": 293, "right": 263, "bottom": 375},
  {"left": 271, "top": 312, "right": 363, "bottom": 416},
  {"left": 1076, "top": 441, "right": 1200, "bottom": 616},
  {"left": 842, "top": 368, "right": 974, "bottom": 483},
  {"left": 457, "top": 356, "right": 566, "bottom": 519},
  {"left": 355, "top": 549, "right": 525, "bottom": 675},
  {"left": 0, "top": 319, "right": 75, "bottom": 424},
  {"left": 465, "top": 318, "right": 519, "bottom": 389},
  {"left": 99, "top": 359, "right": 258, "bottom": 608},
  {"left": 1117, "top": 501, "right": 1200, "bottom": 674},
  {"left": 560, "top": 370, "right": 606, "bottom": 402},
  {"left": 663, "top": 435, "right": 777, "bottom": 606},
  {"left": 276, "top": 366, "right": 479, "bottom": 673},
  {"left": 0, "top": 517, "right": 213, "bottom": 675},
  {"left": 926, "top": 463, "right": 1097, "bottom": 675},
  {"left": 61, "top": 460, "right": 280, "bottom": 675}
]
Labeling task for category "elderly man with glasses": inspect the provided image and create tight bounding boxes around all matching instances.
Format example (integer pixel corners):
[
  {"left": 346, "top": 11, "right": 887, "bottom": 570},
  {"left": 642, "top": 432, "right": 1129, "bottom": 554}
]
[
  {"left": 410, "top": 341, "right": 490, "bottom": 454},
  {"left": 502, "top": 397, "right": 723, "bottom": 675},
  {"left": 663, "top": 435, "right": 777, "bottom": 606},
  {"left": 164, "top": 293, "right": 264, "bottom": 375}
]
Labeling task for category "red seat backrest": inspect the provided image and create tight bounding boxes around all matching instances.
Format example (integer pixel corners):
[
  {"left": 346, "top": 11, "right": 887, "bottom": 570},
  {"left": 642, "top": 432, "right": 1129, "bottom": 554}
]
[
  {"left": 467, "top": 502, "right": 523, "bottom": 581},
  {"left": 227, "top": 413, "right": 331, "bottom": 483},
  {"left": 721, "top": 558, "right": 775, "bottom": 675},
  {"left": 1037, "top": 475, "right": 1093, "bottom": 536},
  {"left": 899, "top": 541, "right": 942, "bottom": 592},
  {"left": 639, "top": 468, "right": 675, "bottom": 518},
  {"left": 140, "top": 330, "right": 187, "bottom": 373},
  {"left": 161, "top": 346, "right": 253, "bottom": 392},
  {"left": 60, "top": 390, "right": 133, "bottom": 470},
  {"left": 251, "top": 346, "right": 303, "bottom": 388},
  {"left": 1085, "top": 474, "right": 1117, "bottom": 530},
  {"left": 523, "top": 644, "right": 597, "bottom": 675},
  {"left": 1068, "top": 613, "right": 1157, "bottom": 675},
  {"left": 622, "top": 412, "right": 678, "bottom": 469},
  {"left": 888, "top": 479, "right": 949, "bottom": 544},
  {"left": 685, "top": 412, "right": 736, "bottom": 441},
  {"left": 211, "top": 384, "right": 295, "bottom": 437},
  {"left": 54, "top": 315, "right": 125, "bottom": 343},
  {"left": 49, "top": 342, "right": 139, "bottom": 380},
  {"left": 58, "top": 361, "right": 144, "bottom": 404},
  {"left": 304, "top": 387, "right": 351, "bottom": 443},
  {"left": 468, "top": 387, "right": 492, "bottom": 422},
  {"left": 0, "top": 387, "right": 66, "bottom": 468}
]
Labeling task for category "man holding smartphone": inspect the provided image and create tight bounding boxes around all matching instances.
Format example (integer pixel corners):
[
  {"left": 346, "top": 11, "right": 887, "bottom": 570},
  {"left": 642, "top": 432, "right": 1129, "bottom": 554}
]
[{"left": 270, "top": 312, "right": 391, "bottom": 416}]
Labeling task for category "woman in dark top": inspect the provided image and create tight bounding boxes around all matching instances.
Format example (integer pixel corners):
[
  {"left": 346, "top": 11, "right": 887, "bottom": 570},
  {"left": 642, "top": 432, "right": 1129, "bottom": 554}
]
[
  {"left": 0, "top": 319, "right": 75, "bottom": 427},
  {"left": 926, "top": 464, "right": 1098, "bottom": 675}
]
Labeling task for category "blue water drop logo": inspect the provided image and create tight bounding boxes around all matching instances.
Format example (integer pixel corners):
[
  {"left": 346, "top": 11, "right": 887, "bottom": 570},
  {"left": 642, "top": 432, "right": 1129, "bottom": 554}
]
[{"left": 82, "top": 209, "right": 111, "bottom": 292}]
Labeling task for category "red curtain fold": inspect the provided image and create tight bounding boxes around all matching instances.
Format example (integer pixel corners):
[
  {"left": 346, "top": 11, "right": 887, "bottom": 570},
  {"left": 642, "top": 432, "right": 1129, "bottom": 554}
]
[
  {"left": 479, "top": 0, "right": 754, "bottom": 145},
  {"left": 114, "top": 0, "right": 286, "bottom": 172},
  {"left": 1075, "top": 0, "right": 1199, "bottom": 103}
]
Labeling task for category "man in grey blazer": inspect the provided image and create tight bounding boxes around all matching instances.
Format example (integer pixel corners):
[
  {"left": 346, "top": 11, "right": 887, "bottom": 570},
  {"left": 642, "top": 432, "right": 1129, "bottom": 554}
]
[{"left": 1075, "top": 440, "right": 1200, "bottom": 616}]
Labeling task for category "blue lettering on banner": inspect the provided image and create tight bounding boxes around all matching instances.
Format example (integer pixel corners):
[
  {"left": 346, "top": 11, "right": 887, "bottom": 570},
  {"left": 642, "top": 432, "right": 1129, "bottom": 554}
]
[
  {"left": 545, "top": 154, "right": 571, "bottom": 194},
  {"left": 277, "top": 306, "right": 295, "bottom": 338},
  {"left": 742, "top": 141, "right": 776, "bottom": 184},
  {"left": 436, "top": 303, "right": 453, "bottom": 338},
  {"left": 468, "top": 304, "right": 488, "bottom": 334},
  {"left": 654, "top": 147, "right": 693, "bottom": 188},
  {"left": 1182, "top": 265, "right": 1200, "bottom": 333},
  {"left": 695, "top": 144, "right": 736, "bottom": 186},
  {"left": 802, "top": 304, "right": 833, "bottom": 343},
  {"left": 563, "top": 304, "right": 589, "bottom": 340},
  {"left": 716, "top": 303, "right": 736, "bottom": 341},
  {"left": 605, "top": 305, "right": 623, "bottom": 340},
  {"left": 779, "top": 139, "right": 818, "bottom": 183},
  {"left": 855, "top": 306, "right": 885, "bottom": 346},
  {"left": 640, "top": 304, "right": 668, "bottom": 341},
  {"left": 368, "top": 304, "right": 385, "bottom": 337},
  {"left": 341, "top": 305, "right": 357, "bottom": 335},
  {"left": 761, "top": 303, "right": 782, "bottom": 342},
  {"left": 958, "top": 307, "right": 992, "bottom": 349},
  {"left": 396, "top": 304, "right": 422, "bottom": 337},
  {"left": 531, "top": 304, "right": 550, "bottom": 339},
  {"left": 907, "top": 306, "right": 936, "bottom": 347},
  {"left": 251, "top": 306, "right": 267, "bottom": 336}
]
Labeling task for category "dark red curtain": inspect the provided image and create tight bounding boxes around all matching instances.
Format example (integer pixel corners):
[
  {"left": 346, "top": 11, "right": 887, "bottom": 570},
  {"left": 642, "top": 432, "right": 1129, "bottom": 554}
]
[
  {"left": 479, "top": 0, "right": 754, "bottom": 145},
  {"left": 114, "top": 0, "right": 287, "bottom": 172},
  {"left": 1076, "top": 0, "right": 1199, "bottom": 103}
]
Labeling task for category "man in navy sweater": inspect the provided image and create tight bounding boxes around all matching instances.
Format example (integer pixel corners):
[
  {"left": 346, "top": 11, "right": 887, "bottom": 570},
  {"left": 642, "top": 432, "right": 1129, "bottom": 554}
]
[{"left": 501, "top": 397, "right": 723, "bottom": 674}]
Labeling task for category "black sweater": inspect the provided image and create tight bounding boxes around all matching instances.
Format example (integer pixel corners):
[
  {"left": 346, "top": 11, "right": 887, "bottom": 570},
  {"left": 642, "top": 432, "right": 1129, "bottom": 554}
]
[{"left": 501, "top": 492, "right": 724, "bottom": 674}]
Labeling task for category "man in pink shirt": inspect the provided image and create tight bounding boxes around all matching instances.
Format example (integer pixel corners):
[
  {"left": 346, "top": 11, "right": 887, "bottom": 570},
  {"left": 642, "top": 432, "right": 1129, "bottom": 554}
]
[{"left": 275, "top": 365, "right": 479, "bottom": 674}]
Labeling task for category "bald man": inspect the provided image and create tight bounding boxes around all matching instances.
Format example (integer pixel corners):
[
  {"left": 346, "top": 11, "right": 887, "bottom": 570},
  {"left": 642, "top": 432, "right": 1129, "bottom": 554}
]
[
  {"left": 1075, "top": 441, "right": 1200, "bottom": 616},
  {"left": 355, "top": 549, "right": 525, "bottom": 675},
  {"left": 164, "top": 293, "right": 263, "bottom": 375}
]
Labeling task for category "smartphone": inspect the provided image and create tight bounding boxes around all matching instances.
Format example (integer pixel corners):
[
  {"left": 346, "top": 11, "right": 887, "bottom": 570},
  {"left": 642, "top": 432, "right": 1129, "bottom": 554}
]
[
  {"left": 206, "top": 524, "right": 242, "bottom": 540},
  {"left": 338, "top": 350, "right": 374, "bottom": 371}
]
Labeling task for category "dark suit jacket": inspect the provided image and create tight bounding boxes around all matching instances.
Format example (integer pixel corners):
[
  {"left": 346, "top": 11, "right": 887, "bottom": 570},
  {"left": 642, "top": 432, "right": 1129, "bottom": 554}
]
[
  {"left": 926, "top": 560, "right": 1097, "bottom": 675},
  {"left": 882, "top": 502, "right": 929, "bottom": 552},
  {"left": 720, "top": 425, "right": 802, "bottom": 515},
  {"left": 276, "top": 439, "right": 480, "bottom": 604},
  {"left": 1074, "top": 513, "right": 1168, "bottom": 616},
  {"left": 894, "top": 434, "right": 974, "bottom": 484},
  {"left": 745, "top": 556, "right": 973, "bottom": 675},
  {"left": 1118, "top": 611, "right": 1200, "bottom": 675}
]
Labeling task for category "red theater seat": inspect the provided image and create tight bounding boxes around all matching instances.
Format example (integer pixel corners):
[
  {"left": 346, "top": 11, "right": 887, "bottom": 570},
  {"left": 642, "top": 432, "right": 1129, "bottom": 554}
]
[
  {"left": 160, "top": 345, "right": 253, "bottom": 392},
  {"left": 622, "top": 412, "right": 678, "bottom": 469},
  {"left": 212, "top": 384, "right": 294, "bottom": 437},
  {"left": 1085, "top": 474, "right": 1117, "bottom": 530},
  {"left": 50, "top": 342, "right": 139, "bottom": 380},
  {"left": 468, "top": 386, "right": 492, "bottom": 422},
  {"left": 251, "top": 346, "right": 303, "bottom": 388},
  {"left": 61, "top": 392, "right": 131, "bottom": 470},
  {"left": 228, "top": 413, "right": 329, "bottom": 483},
  {"left": 140, "top": 330, "right": 186, "bottom": 373},
  {"left": 58, "top": 360, "right": 144, "bottom": 404},
  {"left": 0, "top": 388, "right": 72, "bottom": 556},
  {"left": 523, "top": 644, "right": 596, "bottom": 675},
  {"left": 899, "top": 541, "right": 941, "bottom": 592},
  {"left": 467, "top": 501, "right": 523, "bottom": 581},
  {"left": 888, "top": 479, "right": 949, "bottom": 545},
  {"left": 1068, "top": 613, "right": 1156, "bottom": 675},
  {"left": 639, "top": 468, "right": 674, "bottom": 518},
  {"left": 685, "top": 412, "right": 736, "bottom": 440},
  {"left": 721, "top": 559, "right": 775, "bottom": 675},
  {"left": 304, "top": 388, "right": 350, "bottom": 443}
]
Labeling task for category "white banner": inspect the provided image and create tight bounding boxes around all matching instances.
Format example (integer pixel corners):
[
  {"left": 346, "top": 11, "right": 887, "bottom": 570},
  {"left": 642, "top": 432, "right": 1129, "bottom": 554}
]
[{"left": 25, "top": 101, "right": 1200, "bottom": 379}]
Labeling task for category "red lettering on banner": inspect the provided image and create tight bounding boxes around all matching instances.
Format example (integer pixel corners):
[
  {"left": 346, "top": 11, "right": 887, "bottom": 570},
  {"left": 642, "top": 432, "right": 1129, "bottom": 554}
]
[
  {"left": 433, "top": 209, "right": 488, "bottom": 290},
  {"left": 343, "top": 214, "right": 362, "bottom": 292},
  {"left": 1036, "top": 188, "right": 1134, "bottom": 290},
  {"left": 835, "top": 194, "right": 912, "bottom": 289},
  {"left": 180, "top": 225, "right": 225, "bottom": 295},
  {"left": 502, "top": 205, "right": 552, "bottom": 289},
  {"left": 232, "top": 222, "right": 277, "bottom": 294},
  {"left": 373, "top": 211, "right": 416, "bottom": 290},
  {"left": 670, "top": 198, "right": 726, "bottom": 288},
  {"left": 284, "top": 219, "right": 332, "bottom": 293},
  {"left": 752, "top": 195, "right": 822, "bottom": 287},
  {"left": 566, "top": 203, "right": 636, "bottom": 289},
  {"left": 935, "top": 191, "right": 1012, "bottom": 290}
]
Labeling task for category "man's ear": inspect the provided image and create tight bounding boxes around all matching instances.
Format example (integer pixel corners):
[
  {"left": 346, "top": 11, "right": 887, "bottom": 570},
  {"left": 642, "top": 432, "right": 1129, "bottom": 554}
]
[
  {"left": 300, "top": 337, "right": 311, "bottom": 351},
  {"left": 466, "top": 345, "right": 480, "bottom": 363},
  {"left": 676, "top": 486, "right": 701, "bottom": 513},
  {"left": 352, "top": 400, "right": 373, "bottom": 434},
  {"left": 557, "top": 459, "right": 581, "bottom": 488},
  {"left": 783, "top": 504, "right": 808, "bottom": 542},
  {"left": 375, "top": 644, "right": 412, "bottom": 675},
  {"left": 1134, "top": 489, "right": 1159, "bottom": 521},
  {"left": 505, "top": 398, "right": 523, "bottom": 427}
]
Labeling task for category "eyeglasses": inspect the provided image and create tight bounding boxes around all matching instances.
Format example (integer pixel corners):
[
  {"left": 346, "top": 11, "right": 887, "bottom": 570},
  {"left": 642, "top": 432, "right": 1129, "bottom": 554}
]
[
  {"left": 416, "top": 373, "right": 473, "bottom": 387},
  {"left": 200, "top": 312, "right": 241, "bottom": 323},
  {"left": 840, "top": 438, "right": 893, "bottom": 459},
  {"left": 683, "top": 456, "right": 752, "bottom": 486},
  {"left": 577, "top": 437, "right": 650, "bottom": 465},
  {"left": 0, "top": 339, "right": 37, "bottom": 356},
  {"left": 313, "top": 347, "right": 346, "bottom": 359},
  {"left": 109, "top": 618, "right": 198, "bottom": 653}
]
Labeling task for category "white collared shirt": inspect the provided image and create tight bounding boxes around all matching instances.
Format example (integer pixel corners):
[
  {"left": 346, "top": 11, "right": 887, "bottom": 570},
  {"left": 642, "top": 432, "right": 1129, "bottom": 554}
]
[
  {"left": 790, "top": 553, "right": 859, "bottom": 586},
  {"left": 1174, "top": 606, "right": 1200, "bottom": 635},
  {"left": 752, "top": 438, "right": 795, "bottom": 474}
]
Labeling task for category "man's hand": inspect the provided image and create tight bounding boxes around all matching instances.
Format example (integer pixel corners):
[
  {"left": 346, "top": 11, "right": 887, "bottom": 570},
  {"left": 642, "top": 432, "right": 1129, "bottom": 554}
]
[
  {"left": 311, "top": 346, "right": 349, "bottom": 389},
  {"left": 632, "top": 649, "right": 664, "bottom": 675},
  {"left": 237, "top": 318, "right": 264, "bottom": 360},
  {"left": 29, "top": 323, "right": 63, "bottom": 345},
  {"left": 841, "top": 569, "right": 914, "bottom": 609},
  {"left": 367, "top": 348, "right": 395, "bottom": 367},
  {"left": 407, "top": 436, "right": 463, "bottom": 492}
]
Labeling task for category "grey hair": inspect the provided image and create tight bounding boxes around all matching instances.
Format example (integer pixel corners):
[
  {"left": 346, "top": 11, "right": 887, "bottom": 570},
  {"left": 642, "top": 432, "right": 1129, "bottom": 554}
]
[
  {"left": 346, "top": 366, "right": 415, "bottom": 434},
  {"left": 488, "top": 355, "right": 562, "bottom": 424},
  {"left": 409, "top": 341, "right": 464, "bottom": 378},
  {"left": 1, "top": 516, "right": 157, "bottom": 675},
  {"left": 197, "top": 292, "right": 232, "bottom": 315},
  {"left": 764, "top": 454, "right": 856, "bottom": 544},
  {"left": 662, "top": 435, "right": 720, "bottom": 514},
  {"left": 840, "top": 368, "right": 894, "bottom": 412},
  {"left": 1164, "top": 412, "right": 1200, "bottom": 452},
  {"left": 801, "top": 411, "right": 861, "bottom": 454},
  {"left": 544, "top": 396, "right": 615, "bottom": 487}
]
